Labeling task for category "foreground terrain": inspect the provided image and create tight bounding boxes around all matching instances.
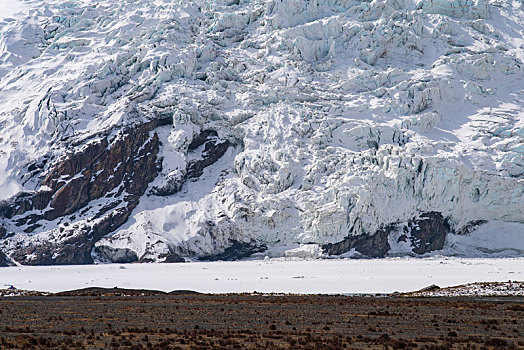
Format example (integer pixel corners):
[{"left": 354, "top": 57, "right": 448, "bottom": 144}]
[{"left": 1, "top": 290, "right": 523, "bottom": 349}]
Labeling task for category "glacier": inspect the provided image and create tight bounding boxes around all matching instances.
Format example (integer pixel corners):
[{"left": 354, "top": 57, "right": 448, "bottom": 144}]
[{"left": 0, "top": 0, "right": 523, "bottom": 265}]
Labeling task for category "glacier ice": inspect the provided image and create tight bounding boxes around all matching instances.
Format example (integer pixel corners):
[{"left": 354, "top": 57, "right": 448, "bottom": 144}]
[{"left": 0, "top": 0, "right": 523, "bottom": 264}]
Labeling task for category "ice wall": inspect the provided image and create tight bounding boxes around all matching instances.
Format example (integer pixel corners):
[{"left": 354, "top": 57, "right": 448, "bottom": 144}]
[{"left": 0, "top": 0, "right": 522, "bottom": 263}]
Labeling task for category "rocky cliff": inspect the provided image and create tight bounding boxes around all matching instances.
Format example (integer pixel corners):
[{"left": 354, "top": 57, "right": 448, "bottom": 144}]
[{"left": 0, "top": 0, "right": 523, "bottom": 264}]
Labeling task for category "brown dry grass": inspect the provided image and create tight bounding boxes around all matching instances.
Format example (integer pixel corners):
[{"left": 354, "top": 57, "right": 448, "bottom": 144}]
[{"left": 0, "top": 292, "right": 522, "bottom": 349}]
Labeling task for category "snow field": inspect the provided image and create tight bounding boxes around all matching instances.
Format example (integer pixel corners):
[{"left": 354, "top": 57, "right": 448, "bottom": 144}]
[{"left": 1, "top": 257, "right": 522, "bottom": 294}]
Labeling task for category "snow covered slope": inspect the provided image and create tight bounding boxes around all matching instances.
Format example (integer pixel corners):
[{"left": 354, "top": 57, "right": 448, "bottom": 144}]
[{"left": 0, "top": 0, "right": 523, "bottom": 265}]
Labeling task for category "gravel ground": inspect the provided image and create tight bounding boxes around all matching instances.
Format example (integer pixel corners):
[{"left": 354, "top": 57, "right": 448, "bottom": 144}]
[{"left": 0, "top": 289, "right": 523, "bottom": 349}]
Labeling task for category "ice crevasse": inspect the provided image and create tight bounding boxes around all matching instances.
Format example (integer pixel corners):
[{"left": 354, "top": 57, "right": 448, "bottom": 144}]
[{"left": 0, "top": 0, "right": 522, "bottom": 265}]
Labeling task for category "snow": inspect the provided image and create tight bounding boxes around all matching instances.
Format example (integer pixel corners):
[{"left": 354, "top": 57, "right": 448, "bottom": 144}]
[
  {"left": 0, "top": 257, "right": 522, "bottom": 294},
  {"left": 442, "top": 221, "right": 524, "bottom": 257},
  {"left": 0, "top": 1, "right": 31, "bottom": 21},
  {"left": 410, "top": 281, "right": 524, "bottom": 297},
  {"left": 0, "top": 0, "right": 523, "bottom": 261}
]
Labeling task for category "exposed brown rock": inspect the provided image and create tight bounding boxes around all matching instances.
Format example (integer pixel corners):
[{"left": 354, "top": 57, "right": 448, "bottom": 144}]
[
  {"left": 9, "top": 206, "right": 132, "bottom": 265},
  {"left": 186, "top": 137, "right": 230, "bottom": 179},
  {"left": 3, "top": 117, "right": 171, "bottom": 265},
  {"left": 1, "top": 122, "right": 237, "bottom": 265},
  {"left": 187, "top": 129, "right": 218, "bottom": 150},
  {"left": 7, "top": 117, "right": 170, "bottom": 220},
  {"left": 323, "top": 226, "right": 391, "bottom": 258},
  {"left": 323, "top": 212, "right": 451, "bottom": 257},
  {"left": 93, "top": 245, "right": 139, "bottom": 264},
  {"left": 408, "top": 212, "right": 449, "bottom": 255},
  {"left": 200, "top": 240, "right": 267, "bottom": 261},
  {"left": 158, "top": 249, "right": 185, "bottom": 263},
  {"left": 151, "top": 129, "right": 232, "bottom": 196},
  {"left": 455, "top": 219, "right": 488, "bottom": 235}
]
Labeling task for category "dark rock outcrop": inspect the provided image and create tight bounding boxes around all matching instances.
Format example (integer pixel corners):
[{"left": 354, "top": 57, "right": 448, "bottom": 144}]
[
  {"left": 200, "top": 240, "right": 267, "bottom": 261},
  {"left": 93, "top": 240, "right": 185, "bottom": 264},
  {"left": 187, "top": 130, "right": 219, "bottom": 151},
  {"left": 417, "top": 284, "right": 441, "bottom": 292},
  {"left": 323, "top": 212, "right": 451, "bottom": 258},
  {"left": 93, "top": 246, "right": 139, "bottom": 264},
  {"left": 0, "top": 250, "right": 12, "bottom": 267},
  {"left": 2, "top": 117, "right": 171, "bottom": 265},
  {"left": 6, "top": 127, "right": 233, "bottom": 265},
  {"left": 455, "top": 219, "right": 488, "bottom": 235},
  {"left": 1, "top": 118, "right": 170, "bottom": 222},
  {"left": 151, "top": 129, "right": 231, "bottom": 196},
  {"left": 158, "top": 249, "right": 185, "bottom": 263},
  {"left": 408, "top": 212, "right": 450, "bottom": 255},
  {"left": 323, "top": 226, "right": 391, "bottom": 258},
  {"left": 149, "top": 176, "right": 184, "bottom": 197},
  {"left": 9, "top": 200, "right": 132, "bottom": 265},
  {"left": 1, "top": 124, "right": 234, "bottom": 265},
  {"left": 186, "top": 141, "right": 230, "bottom": 179}
]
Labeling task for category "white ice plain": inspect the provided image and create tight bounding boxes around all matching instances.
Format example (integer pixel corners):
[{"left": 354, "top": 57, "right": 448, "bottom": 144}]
[{"left": 0, "top": 257, "right": 522, "bottom": 294}]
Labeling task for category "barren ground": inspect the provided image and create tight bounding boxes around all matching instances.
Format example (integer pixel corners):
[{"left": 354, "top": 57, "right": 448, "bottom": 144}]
[{"left": 0, "top": 289, "right": 523, "bottom": 349}]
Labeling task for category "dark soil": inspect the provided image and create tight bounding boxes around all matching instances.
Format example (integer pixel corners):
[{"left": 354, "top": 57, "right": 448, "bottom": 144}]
[{"left": 0, "top": 291, "right": 522, "bottom": 349}]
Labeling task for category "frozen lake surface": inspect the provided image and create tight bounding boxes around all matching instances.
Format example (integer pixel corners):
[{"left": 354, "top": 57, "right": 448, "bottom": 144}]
[{"left": 1, "top": 257, "right": 523, "bottom": 294}]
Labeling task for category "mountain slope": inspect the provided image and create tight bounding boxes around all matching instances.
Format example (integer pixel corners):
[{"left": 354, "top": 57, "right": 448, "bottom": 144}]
[{"left": 0, "top": 0, "right": 523, "bottom": 265}]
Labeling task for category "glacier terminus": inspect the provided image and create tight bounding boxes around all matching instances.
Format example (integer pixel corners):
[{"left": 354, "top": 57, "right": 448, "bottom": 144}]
[{"left": 0, "top": 0, "right": 523, "bottom": 265}]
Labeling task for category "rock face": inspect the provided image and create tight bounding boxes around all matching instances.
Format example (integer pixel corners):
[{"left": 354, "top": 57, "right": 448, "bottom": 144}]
[
  {"left": 323, "top": 212, "right": 450, "bottom": 258},
  {"left": 0, "top": 250, "right": 11, "bottom": 267},
  {"left": 0, "top": 0, "right": 523, "bottom": 264},
  {"left": 1, "top": 118, "right": 169, "bottom": 265},
  {"left": 186, "top": 131, "right": 231, "bottom": 180},
  {"left": 0, "top": 122, "right": 232, "bottom": 265},
  {"left": 324, "top": 227, "right": 391, "bottom": 258},
  {"left": 150, "top": 130, "right": 232, "bottom": 196},
  {"left": 93, "top": 246, "right": 139, "bottom": 264},
  {"left": 200, "top": 240, "right": 267, "bottom": 261},
  {"left": 408, "top": 212, "right": 450, "bottom": 255},
  {"left": 1, "top": 118, "right": 166, "bottom": 222}
]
